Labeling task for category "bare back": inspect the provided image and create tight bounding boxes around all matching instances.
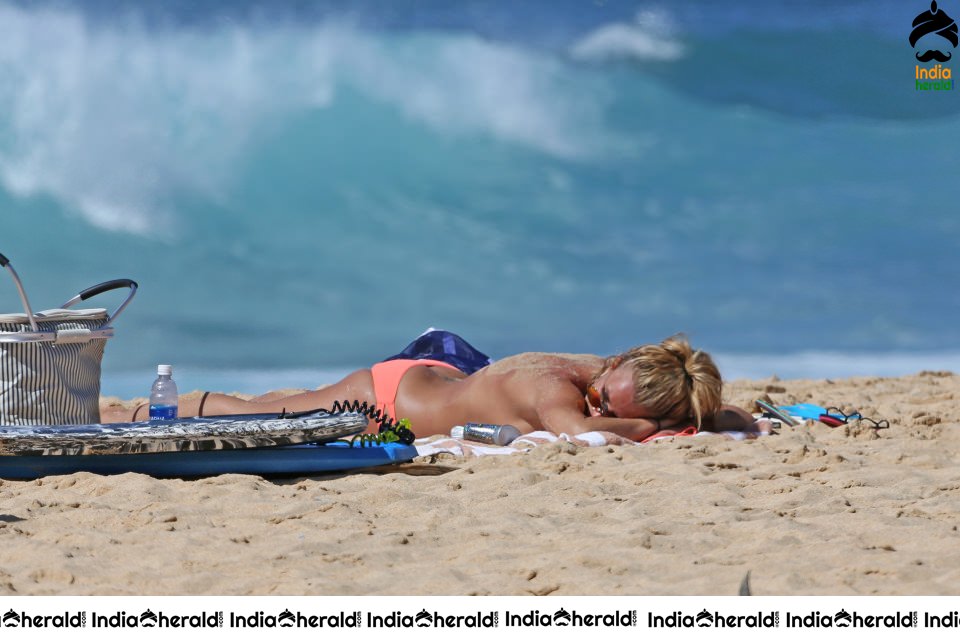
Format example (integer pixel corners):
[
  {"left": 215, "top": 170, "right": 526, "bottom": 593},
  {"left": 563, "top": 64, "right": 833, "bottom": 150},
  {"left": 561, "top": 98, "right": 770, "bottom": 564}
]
[{"left": 394, "top": 353, "right": 603, "bottom": 436}]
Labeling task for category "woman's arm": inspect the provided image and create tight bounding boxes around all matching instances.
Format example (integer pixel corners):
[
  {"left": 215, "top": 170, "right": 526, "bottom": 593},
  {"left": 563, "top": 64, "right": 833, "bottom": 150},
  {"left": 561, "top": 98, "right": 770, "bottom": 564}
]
[
  {"left": 699, "top": 405, "right": 757, "bottom": 432},
  {"left": 536, "top": 384, "right": 666, "bottom": 441},
  {"left": 539, "top": 403, "right": 668, "bottom": 440}
]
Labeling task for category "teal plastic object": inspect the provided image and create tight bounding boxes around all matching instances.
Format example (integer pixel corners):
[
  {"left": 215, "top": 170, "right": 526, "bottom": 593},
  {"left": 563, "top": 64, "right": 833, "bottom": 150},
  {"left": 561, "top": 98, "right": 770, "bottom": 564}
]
[
  {"left": 777, "top": 403, "right": 828, "bottom": 420},
  {"left": 778, "top": 403, "right": 859, "bottom": 422}
]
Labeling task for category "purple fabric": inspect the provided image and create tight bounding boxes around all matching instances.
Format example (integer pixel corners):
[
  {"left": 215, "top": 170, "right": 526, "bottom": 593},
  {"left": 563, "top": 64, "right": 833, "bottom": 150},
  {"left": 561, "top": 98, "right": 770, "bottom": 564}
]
[{"left": 381, "top": 330, "right": 492, "bottom": 375}]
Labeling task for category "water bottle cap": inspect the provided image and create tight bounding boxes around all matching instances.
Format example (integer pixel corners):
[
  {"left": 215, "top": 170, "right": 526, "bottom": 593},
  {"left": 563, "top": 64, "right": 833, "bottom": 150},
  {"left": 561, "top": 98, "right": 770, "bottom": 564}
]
[
  {"left": 450, "top": 426, "right": 465, "bottom": 439},
  {"left": 157, "top": 364, "right": 173, "bottom": 376}
]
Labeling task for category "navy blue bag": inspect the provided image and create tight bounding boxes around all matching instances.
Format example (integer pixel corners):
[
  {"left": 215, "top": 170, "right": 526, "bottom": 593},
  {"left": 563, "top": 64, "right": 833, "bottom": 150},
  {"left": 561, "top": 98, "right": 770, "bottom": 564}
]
[{"left": 381, "top": 329, "right": 491, "bottom": 375}]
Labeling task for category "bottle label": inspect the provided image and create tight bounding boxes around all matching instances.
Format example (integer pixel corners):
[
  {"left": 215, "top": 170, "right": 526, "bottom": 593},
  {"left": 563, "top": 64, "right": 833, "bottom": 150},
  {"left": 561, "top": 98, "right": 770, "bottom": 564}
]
[
  {"left": 149, "top": 405, "right": 178, "bottom": 421},
  {"left": 462, "top": 423, "right": 499, "bottom": 444},
  {"left": 462, "top": 423, "right": 520, "bottom": 446}
]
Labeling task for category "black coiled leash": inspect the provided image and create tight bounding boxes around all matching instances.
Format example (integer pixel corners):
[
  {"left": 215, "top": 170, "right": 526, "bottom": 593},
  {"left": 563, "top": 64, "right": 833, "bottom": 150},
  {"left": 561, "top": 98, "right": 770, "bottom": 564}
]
[{"left": 280, "top": 400, "right": 416, "bottom": 446}]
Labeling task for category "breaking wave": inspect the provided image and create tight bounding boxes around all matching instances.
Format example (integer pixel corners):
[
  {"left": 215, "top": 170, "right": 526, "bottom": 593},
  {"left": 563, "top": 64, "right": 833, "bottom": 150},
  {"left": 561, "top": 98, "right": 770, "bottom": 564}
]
[{"left": 0, "top": 2, "right": 610, "bottom": 235}]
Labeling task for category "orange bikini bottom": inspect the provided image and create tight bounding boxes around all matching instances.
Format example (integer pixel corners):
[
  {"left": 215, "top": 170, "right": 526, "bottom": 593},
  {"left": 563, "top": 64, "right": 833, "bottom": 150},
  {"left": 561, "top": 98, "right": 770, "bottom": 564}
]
[{"left": 370, "top": 359, "right": 460, "bottom": 421}]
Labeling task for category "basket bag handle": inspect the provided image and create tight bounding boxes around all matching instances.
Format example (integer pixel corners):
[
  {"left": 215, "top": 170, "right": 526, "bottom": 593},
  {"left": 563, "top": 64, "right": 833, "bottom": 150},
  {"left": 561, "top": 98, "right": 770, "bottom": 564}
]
[
  {"left": 60, "top": 279, "right": 138, "bottom": 326},
  {"left": 0, "top": 251, "right": 41, "bottom": 332},
  {"left": 1, "top": 252, "right": 138, "bottom": 328}
]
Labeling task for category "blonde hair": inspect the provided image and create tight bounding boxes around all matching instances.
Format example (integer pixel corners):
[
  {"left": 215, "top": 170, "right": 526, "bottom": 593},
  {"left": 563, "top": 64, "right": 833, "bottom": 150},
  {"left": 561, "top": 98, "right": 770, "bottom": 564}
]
[{"left": 594, "top": 335, "right": 722, "bottom": 428}]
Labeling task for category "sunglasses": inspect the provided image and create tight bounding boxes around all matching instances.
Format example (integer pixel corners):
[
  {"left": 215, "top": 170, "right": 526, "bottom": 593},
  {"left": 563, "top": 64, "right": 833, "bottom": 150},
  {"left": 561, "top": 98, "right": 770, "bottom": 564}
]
[
  {"left": 823, "top": 407, "right": 890, "bottom": 429},
  {"left": 586, "top": 385, "right": 617, "bottom": 418}
]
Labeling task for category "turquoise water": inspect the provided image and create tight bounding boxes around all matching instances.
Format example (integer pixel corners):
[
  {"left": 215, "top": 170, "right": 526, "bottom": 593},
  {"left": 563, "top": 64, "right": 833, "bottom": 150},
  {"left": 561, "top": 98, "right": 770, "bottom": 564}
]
[{"left": 0, "top": 1, "right": 957, "bottom": 393}]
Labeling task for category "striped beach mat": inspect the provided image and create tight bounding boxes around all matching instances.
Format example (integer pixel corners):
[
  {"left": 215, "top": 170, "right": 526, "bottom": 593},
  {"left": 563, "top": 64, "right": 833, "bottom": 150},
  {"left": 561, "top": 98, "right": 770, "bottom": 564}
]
[{"left": 0, "top": 252, "right": 137, "bottom": 426}]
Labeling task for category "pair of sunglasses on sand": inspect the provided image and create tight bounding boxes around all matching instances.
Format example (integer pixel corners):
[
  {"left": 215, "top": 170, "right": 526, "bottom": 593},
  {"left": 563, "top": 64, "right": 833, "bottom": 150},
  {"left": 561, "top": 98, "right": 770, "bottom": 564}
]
[
  {"left": 756, "top": 401, "right": 889, "bottom": 429},
  {"left": 822, "top": 407, "right": 890, "bottom": 429}
]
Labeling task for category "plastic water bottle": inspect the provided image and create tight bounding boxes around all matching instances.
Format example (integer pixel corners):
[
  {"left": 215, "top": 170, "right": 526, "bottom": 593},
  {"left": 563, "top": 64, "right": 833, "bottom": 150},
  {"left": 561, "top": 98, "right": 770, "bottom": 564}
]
[
  {"left": 450, "top": 423, "right": 521, "bottom": 445},
  {"left": 149, "top": 364, "right": 178, "bottom": 421}
]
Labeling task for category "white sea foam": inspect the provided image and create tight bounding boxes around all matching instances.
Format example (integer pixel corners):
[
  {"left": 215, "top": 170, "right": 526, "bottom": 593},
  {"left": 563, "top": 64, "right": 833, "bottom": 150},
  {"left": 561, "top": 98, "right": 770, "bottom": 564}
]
[
  {"left": 570, "top": 9, "right": 686, "bottom": 62},
  {"left": 346, "top": 34, "right": 606, "bottom": 159},
  {"left": 0, "top": 3, "right": 608, "bottom": 235}
]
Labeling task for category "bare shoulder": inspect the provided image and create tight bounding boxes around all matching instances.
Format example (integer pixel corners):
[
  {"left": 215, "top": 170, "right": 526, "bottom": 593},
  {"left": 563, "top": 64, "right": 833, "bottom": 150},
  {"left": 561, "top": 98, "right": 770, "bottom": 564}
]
[
  {"left": 486, "top": 352, "right": 601, "bottom": 404},
  {"left": 470, "top": 352, "right": 600, "bottom": 433},
  {"left": 483, "top": 352, "right": 603, "bottom": 378}
]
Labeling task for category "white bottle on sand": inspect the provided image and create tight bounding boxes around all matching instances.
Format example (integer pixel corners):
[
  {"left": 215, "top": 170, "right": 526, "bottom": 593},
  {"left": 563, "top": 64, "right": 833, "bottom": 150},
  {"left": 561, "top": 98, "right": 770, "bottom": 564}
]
[
  {"left": 450, "top": 423, "right": 521, "bottom": 445},
  {"left": 149, "top": 364, "right": 179, "bottom": 421}
]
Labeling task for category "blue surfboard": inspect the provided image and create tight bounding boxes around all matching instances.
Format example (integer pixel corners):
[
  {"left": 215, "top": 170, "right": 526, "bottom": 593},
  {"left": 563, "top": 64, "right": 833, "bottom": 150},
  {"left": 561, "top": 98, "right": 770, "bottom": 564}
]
[
  {"left": 0, "top": 410, "right": 419, "bottom": 478},
  {"left": 0, "top": 441, "right": 419, "bottom": 479}
]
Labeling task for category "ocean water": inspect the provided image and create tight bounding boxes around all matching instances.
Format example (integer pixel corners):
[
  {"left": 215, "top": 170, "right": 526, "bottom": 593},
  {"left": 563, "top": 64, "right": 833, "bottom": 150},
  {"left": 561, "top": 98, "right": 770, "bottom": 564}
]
[{"left": 0, "top": 0, "right": 957, "bottom": 395}]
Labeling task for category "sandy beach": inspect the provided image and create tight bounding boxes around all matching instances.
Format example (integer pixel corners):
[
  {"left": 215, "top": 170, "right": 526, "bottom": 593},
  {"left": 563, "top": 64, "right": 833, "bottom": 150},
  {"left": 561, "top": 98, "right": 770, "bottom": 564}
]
[{"left": 0, "top": 371, "right": 957, "bottom": 595}]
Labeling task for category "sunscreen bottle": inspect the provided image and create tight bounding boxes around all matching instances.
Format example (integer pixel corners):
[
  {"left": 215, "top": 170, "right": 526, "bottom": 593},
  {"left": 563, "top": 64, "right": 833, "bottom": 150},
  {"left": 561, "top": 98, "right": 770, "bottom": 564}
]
[{"left": 450, "top": 423, "right": 521, "bottom": 445}]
